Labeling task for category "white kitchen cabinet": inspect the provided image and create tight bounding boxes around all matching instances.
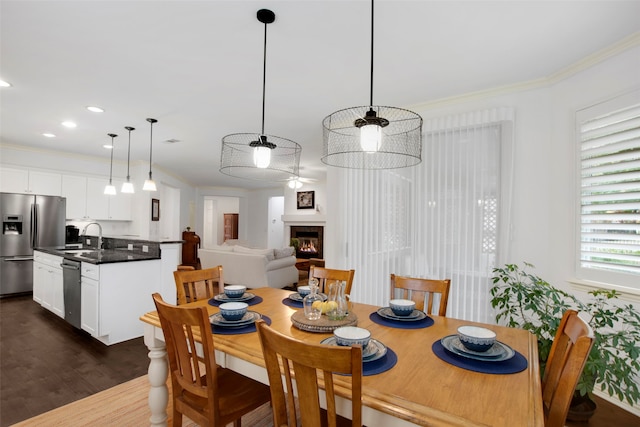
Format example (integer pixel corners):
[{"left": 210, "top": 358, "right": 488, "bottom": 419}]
[
  {"left": 85, "top": 177, "right": 132, "bottom": 220},
  {"left": 62, "top": 174, "right": 89, "bottom": 220},
  {"left": 0, "top": 167, "right": 61, "bottom": 196},
  {"left": 33, "top": 251, "right": 64, "bottom": 318},
  {"left": 80, "top": 259, "right": 160, "bottom": 345}
]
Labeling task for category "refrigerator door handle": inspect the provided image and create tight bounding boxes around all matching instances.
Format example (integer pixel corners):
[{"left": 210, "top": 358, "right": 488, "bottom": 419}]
[
  {"left": 2, "top": 256, "right": 34, "bottom": 262},
  {"left": 31, "top": 203, "right": 38, "bottom": 248}
]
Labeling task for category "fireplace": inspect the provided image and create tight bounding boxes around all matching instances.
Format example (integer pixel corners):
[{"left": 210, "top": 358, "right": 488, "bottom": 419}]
[{"left": 290, "top": 226, "right": 323, "bottom": 259}]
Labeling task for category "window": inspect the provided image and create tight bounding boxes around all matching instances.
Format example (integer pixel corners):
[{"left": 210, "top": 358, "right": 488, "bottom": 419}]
[{"left": 577, "top": 89, "right": 640, "bottom": 289}]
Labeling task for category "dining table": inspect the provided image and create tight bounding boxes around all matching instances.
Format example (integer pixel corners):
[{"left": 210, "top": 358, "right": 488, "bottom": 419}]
[{"left": 139, "top": 287, "right": 543, "bottom": 427}]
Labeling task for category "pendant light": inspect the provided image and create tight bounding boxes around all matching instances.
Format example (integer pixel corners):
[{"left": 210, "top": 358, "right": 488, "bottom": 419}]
[
  {"left": 121, "top": 126, "right": 135, "bottom": 193},
  {"left": 321, "top": 0, "right": 423, "bottom": 169},
  {"left": 143, "top": 118, "right": 157, "bottom": 192},
  {"left": 220, "top": 9, "right": 301, "bottom": 182},
  {"left": 103, "top": 133, "right": 117, "bottom": 195}
]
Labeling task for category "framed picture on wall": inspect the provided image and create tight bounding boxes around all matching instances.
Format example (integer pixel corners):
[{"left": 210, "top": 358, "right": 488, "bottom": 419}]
[
  {"left": 297, "top": 191, "right": 315, "bottom": 210},
  {"left": 151, "top": 198, "right": 160, "bottom": 221}
]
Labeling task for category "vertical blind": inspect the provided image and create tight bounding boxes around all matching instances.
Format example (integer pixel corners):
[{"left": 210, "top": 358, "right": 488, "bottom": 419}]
[
  {"left": 334, "top": 107, "right": 514, "bottom": 323},
  {"left": 578, "top": 98, "right": 640, "bottom": 284}
]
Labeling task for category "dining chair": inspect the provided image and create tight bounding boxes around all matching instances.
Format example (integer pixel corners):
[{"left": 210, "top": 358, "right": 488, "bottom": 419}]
[
  {"left": 174, "top": 266, "right": 224, "bottom": 305},
  {"left": 309, "top": 265, "right": 355, "bottom": 295},
  {"left": 256, "top": 319, "right": 363, "bottom": 427},
  {"left": 389, "top": 274, "right": 451, "bottom": 317},
  {"left": 152, "top": 293, "right": 271, "bottom": 427},
  {"left": 541, "top": 309, "right": 595, "bottom": 427}
]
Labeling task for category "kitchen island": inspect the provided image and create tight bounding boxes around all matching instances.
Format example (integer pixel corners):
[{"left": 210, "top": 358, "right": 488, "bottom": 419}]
[{"left": 33, "top": 238, "right": 181, "bottom": 345}]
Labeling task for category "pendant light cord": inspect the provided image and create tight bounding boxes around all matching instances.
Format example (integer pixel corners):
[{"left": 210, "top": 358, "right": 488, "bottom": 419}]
[
  {"left": 148, "top": 121, "right": 153, "bottom": 177},
  {"left": 261, "top": 19, "right": 268, "bottom": 136},
  {"left": 109, "top": 137, "right": 114, "bottom": 184},
  {"left": 369, "top": 0, "right": 374, "bottom": 107},
  {"left": 125, "top": 127, "right": 133, "bottom": 180}
]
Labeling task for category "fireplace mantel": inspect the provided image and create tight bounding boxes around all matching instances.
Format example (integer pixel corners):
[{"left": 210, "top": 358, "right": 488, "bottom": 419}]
[{"left": 281, "top": 214, "right": 326, "bottom": 225}]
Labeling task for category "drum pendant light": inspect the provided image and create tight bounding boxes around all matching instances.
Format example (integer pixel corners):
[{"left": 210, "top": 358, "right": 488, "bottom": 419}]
[
  {"left": 143, "top": 118, "right": 157, "bottom": 192},
  {"left": 322, "top": 0, "right": 423, "bottom": 169},
  {"left": 220, "top": 8, "right": 301, "bottom": 182},
  {"left": 104, "top": 133, "right": 117, "bottom": 195},
  {"left": 121, "top": 126, "right": 135, "bottom": 193}
]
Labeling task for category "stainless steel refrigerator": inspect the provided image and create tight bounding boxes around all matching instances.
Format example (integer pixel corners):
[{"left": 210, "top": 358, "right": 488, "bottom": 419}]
[{"left": 1, "top": 193, "right": 66, "bottom": 297}]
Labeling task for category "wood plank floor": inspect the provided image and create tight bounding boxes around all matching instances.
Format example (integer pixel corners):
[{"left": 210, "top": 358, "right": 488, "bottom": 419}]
[{"left": 2, "top": 294, "right": 639, "bottom": 426}]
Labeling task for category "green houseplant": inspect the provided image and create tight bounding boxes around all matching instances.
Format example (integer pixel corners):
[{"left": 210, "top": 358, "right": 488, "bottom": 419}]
[{"left": 490, "top": 262, "right": 640, "bottom": 415}]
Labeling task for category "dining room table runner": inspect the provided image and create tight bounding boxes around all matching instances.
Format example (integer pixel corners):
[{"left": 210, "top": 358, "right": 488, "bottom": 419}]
[{"left": 431, "top": 340, "right": 528, "bottom": 374}]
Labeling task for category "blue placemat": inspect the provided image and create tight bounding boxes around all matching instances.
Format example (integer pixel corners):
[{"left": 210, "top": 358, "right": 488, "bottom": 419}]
[
  {"left": 369, "top": 312, "right": 434, "bottom": 329},
  {"left": 211, "top": 315, "right": 271, "bottom": 335},
  {"left": 208, "top": 295, "right": 263, "bottom": 307},
  {"left": 334, "top": 348, "right": 398, "bottom": 377},
  {"left": 282, "top": 297, "right": 302, "bottom": 308},
  {"left": 432, "top": 340, "right": 527, "bottom": 374}
]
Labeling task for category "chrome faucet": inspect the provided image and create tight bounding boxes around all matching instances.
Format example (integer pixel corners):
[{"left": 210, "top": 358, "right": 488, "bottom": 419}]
[{"left": 81, "top": 222, "right": 103, "bottom": 249}]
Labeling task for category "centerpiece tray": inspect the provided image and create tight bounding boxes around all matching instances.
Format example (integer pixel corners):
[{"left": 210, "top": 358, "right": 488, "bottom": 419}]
[{"left": 290, "top": 310, "right": 358, "bottom": 333}]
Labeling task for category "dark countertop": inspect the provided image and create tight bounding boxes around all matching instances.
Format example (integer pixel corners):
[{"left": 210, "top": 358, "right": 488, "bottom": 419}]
[{"left": 35, "top": 246, "right": 161, "bottom": 265}]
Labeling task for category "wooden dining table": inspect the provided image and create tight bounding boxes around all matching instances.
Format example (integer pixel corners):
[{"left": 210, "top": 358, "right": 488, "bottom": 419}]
[{"left": 140, "top": 287, "right": 543, "bottom": 427}]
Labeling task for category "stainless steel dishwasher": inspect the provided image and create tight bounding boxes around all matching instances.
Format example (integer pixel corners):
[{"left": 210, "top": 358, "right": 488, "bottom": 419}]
[{"left": 61, "top": 258, "right": 82, "bottom": 328}]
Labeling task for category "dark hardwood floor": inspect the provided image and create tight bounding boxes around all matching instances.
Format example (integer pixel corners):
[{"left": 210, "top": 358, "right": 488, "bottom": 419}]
[
  {"left": 2, "top": 294, "right": 638, "bottom": 427},
  {"left": 0, "top": 295, "right": 149, "bottom": 427}
]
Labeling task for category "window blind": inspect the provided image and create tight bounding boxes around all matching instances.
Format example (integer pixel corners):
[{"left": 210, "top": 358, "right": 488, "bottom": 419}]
[{"left": 579, "top": 101, "right": 640, "bottom": 282}]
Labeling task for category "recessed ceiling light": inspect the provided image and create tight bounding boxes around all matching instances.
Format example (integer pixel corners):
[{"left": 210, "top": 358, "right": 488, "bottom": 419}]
[
  {"left": 42, "top": 133, "right": 56, "bottom": 138},
  {"left": 86, "top": 106, "right": 104, "bottom": 113},
  {"left": 61, "top": 121, "right": 77, "bottom": 128},
  {"left": 103, "top": 144, "right": 113, "bottom": 149},
  {"left": 0, "top": 80, "right": 11, "bottom": 87}
]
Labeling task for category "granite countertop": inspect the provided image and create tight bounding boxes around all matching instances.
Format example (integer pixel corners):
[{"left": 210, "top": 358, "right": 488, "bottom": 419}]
[{"left": 35, "top": 246, "right": 161, "bottom": 265}]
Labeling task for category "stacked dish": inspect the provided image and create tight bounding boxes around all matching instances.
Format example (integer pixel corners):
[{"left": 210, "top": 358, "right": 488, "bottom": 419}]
[
  {"left": 209, "top": 311, "right": 262, "bottom": 328},
  {"left": 320, "top": 336, "right": 388, "bottom": 363},
  {"left": 213, "top": 292, "right": 256, "bottom": 303},
  {"left": 288, "top": 292, "right": 327, "bottom": 303},
  {"left": 376, "top": 306, "right": 427, "bottom": 322},
  {"left": 440, "top": 334, "right": 515, "bottom": 362}
]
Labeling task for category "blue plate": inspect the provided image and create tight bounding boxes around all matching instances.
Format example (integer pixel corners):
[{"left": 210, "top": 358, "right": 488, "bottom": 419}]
[
  {"left": 320, "top": 337, "right": 387, "bottom": 363},
  {"left": 377, "top": 307, "right": 426, "bottom": 322},
  {"left": 440, "top": 335, "right": 515, "bottom": 362}
]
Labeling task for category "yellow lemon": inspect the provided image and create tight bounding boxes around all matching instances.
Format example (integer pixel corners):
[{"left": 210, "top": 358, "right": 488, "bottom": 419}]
[{"left": 312, "top": 301, "right": 323, "bottom": 310}]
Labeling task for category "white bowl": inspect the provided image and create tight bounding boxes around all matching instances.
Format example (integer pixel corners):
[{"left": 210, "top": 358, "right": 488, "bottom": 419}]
[
  {"left": 333, "top": 326, "right": 371, "bottom": 348},
  {"left": 224, "top": 285, "right": 246, "bottom": 298},
  {"left": 297, "top": 285, "right": 311, "bottom": 297},
  {"left": 457, "top": 326, "right": 497, "bottom": 352},
  {"left": 219, "top": 302, "right": 248, "bottom": 321},
  {"left": 389, "top": 299, "right": 416, "bottom": 316}
]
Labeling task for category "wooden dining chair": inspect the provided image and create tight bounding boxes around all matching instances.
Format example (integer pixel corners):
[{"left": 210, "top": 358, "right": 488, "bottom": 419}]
[
  {"left": 541, "top": 309, "right": 595, "bottom": 427},
  {"left": 256, "top": 320, "right": 363, "bottom": 427},
  {"left": 389, "top": 274, "right": 451, "bottom": 317},
  {"left": 152, "top": 293, "right": 271, "bottom": 427},
  {"left": 309, "top": 265, "right": 355, "bottom": 295},
  {"left": 174, "top": 266, "right": 224, "bottom": 305}
]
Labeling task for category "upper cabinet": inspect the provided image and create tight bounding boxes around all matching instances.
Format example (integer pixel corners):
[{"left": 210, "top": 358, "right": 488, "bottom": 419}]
[
  {"left": 0, "top": 167, "right": 62, "bottom": 196},
  {"left": 62, "top": 175, "right": 132, "bottom": 221}
]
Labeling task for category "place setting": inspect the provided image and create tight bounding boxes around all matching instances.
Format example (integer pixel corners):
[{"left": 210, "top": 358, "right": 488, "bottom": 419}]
[
  {"left": 209, "top": 301, "right": 271, "bottom": 335},
  {"left": 432, "top": 325, "right": 527, "bottom": 374},
  {"left": 369, "top": 299, "right": 434, "bottom": 329},
  {"left": 208, "top": 285, "right": 263, "bottom": 307},
  {"left": 281, "top": 285, "right": 327, "bottom": 308},
  {"left": 319, "top": 326, "right": 397, "bottom": 376}
]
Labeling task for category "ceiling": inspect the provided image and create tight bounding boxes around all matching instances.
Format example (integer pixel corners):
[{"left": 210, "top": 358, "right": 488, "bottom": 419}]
[{"left": 2, "top": 0, "right": 639, "bottom": 189}]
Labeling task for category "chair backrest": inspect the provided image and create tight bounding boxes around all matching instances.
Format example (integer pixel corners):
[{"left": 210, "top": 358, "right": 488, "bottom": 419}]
[
  {"left": 152, "top": 293, "right": 221, "bottom": 425},
  {"left": 174, "top": 266, "right": 224, "bottom": 305},
  {"left": 309, "top": 265, "right": 355, "bottom": 295},
  {"left": 390, "top": 274, "right": 451, "bottom": 317},
  {"left": 541, "top": 309, "right": 595, "bottom": 427},
  {"left": 256, "top": 320, "right": 362, "bottom": 427}
]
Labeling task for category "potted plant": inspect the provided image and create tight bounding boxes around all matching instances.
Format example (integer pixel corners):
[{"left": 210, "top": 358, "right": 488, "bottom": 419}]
[{"left": 490, "top": 262, "right": 640, "bottom": 420}]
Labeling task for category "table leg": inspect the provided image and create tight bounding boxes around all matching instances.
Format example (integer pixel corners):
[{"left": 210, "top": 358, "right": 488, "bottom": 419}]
[{"left": 144, "top": 323, "right": 168, "bottom": 427}]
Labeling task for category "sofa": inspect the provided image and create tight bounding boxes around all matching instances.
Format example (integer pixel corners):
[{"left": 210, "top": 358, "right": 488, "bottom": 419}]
[{"left": 198, "top": 244, "right": 298, "bottom": 289}]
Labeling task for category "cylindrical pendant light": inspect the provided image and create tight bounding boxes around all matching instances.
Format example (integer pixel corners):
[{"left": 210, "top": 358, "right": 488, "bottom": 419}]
[
  {"left": 322, "top": 0, "right": 422, "bottom": 169},
  {"left": 121, "top": 126, "right": 135, "bottom": 193},
  {"left": 104, "top": 133, "right": 117, "bottom": 195},
  {"left": 220, "top": 9, "right": 301, "bottom": 182},
  {"left": 143, "top": 118, "right": 157, "bottom": 192}
]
